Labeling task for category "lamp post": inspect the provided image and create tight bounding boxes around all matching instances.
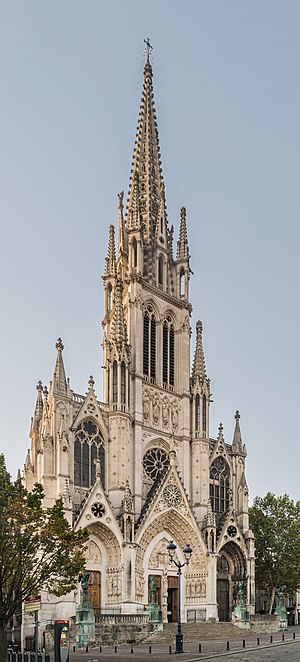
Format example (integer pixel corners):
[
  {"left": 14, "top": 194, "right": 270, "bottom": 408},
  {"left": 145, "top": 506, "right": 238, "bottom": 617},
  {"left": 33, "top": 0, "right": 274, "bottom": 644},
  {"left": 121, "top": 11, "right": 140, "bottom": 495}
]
[{"left": 167, "top": 540, "right": 192, "bottom": 654}]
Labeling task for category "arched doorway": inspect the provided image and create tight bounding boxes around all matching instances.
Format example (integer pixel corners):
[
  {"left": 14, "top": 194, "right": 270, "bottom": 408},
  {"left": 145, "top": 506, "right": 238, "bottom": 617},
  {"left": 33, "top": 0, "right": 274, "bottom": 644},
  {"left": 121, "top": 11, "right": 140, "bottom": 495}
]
[{"left": 217, "top": 542, "right": 247, "bottom": 622}]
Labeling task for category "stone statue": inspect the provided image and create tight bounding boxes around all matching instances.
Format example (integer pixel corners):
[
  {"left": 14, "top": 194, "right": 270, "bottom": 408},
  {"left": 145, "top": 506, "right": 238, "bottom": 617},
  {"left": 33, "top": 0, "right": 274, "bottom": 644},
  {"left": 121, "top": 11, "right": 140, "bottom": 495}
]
[
  {"left": 152, "top": 394, "right": 160, "bottom": 423},
  {"left": 162, "top": 398, "right": 169, "bottom": 427},
  {"left": 171, "top": 403, "right": 178, "bottom": 430},
  {"left": 143, "top": 391, "right": 150, "bottom": 421}
]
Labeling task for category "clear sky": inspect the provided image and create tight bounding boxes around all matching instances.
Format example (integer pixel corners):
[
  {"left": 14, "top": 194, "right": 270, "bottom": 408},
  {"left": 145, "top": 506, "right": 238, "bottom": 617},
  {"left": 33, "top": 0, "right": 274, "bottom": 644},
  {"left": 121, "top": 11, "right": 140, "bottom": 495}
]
[{"left": 1, "top": 1, "right": 299, "bottom": 502}]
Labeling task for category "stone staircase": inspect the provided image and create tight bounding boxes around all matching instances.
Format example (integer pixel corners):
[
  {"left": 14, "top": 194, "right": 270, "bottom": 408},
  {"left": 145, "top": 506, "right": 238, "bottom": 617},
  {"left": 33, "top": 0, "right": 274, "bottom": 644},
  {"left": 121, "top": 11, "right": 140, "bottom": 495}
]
[{"left": 147, "top": 622, "right": 251, "bottom": 643}]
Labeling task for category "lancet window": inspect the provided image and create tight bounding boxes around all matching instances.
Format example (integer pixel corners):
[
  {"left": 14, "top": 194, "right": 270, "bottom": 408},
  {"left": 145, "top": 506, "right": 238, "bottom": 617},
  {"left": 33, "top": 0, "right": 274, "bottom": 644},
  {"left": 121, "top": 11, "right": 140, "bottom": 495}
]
[
  {"left": 132, "top": 238, "right": 137, "bottom": 269},
  {"left": 112, "top": 361, "right": 118, "bottom": 403},
  {"left": 209, "top": 457, "right": 230, "bottom": 513},
  {"left": 143, "top": 305, "right": 156, "bottom": 381},
  {"left": 162, "top": 315, "right": 175, "bottom": 388},
  {"left": 195, "top": 393, "right": 200, "bottom": 433},
  {"left": 74, "top": 420, "right": 105, "bottom": 488},
  {"left": 121, "top": 361, "right": 126, "bottom": 405},
  {"left": 158, "top": 254, "right": 164, "bottom": 287},
  {"left": 203, "top": 394, "right": 207, "bottom": 432}
]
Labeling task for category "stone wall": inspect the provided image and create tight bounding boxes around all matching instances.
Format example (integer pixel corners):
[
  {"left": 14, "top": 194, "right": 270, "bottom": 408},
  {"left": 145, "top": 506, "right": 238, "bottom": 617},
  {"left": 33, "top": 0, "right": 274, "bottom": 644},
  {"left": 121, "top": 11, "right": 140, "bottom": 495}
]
[{"left": 250, "top": 614, "right": 281, "bottom": 633}]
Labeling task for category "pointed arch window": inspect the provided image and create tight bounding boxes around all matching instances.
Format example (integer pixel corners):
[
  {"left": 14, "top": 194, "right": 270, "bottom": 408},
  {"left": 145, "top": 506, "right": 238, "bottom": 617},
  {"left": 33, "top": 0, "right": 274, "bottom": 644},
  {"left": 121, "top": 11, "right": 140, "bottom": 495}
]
[
  {"left": 195, "top": 393, "right": 200, "bottom": 432},
  {"left": 143, "top": 305, "right": 156, "bottom": 382},
  {"left": 74, "top": 420, "right": 105, "bottom": 488},
  {"left": 112, "top": 360, "right": 118, "bottom": 403},
  {"left": 162, "top": 315, "right": 175, "bottom": 388},
  {"left": 132, "top": 238, "right": 137, "bottom": 269},
  {"left": 121, "top": 361, "right": 126, "bottom": 405},
  {"left": 180, "top": 268, "right": 185, "bottom": 298},
  {"left": 203, "top": 394, "right": 207, "bottom": 432},
  {"left": 209, "top": 457, "right": 230, "bottom": 514},
  {"left": 107, "top": 283, "right": 112, "bottom": 312},
  {"left": 158, "top": 254, "right": 164, "bottom": 287}
]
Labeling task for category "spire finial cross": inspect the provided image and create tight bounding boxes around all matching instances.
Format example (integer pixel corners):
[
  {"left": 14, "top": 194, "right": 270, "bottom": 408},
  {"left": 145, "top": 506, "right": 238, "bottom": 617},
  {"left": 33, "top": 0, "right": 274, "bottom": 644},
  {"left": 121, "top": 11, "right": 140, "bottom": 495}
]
[{"left": 144, "top": 38, "right": 153, "bottom": 62}]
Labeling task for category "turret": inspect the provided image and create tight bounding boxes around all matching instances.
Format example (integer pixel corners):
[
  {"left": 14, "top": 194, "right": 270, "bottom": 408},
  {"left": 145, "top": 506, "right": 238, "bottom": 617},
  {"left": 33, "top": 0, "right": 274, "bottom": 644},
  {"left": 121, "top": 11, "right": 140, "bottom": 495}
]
[
  {"left": 191, "top": 321, "right": 210, "bottom": 438},
  {"left": 50, "top": 338, "right": 67, "bottom": 396},
  {"left": 176, "top": 207, "right": 190, "bottom": 300},
  {"left": 107, "top": 279, "right": 130, "bottom": 412}
]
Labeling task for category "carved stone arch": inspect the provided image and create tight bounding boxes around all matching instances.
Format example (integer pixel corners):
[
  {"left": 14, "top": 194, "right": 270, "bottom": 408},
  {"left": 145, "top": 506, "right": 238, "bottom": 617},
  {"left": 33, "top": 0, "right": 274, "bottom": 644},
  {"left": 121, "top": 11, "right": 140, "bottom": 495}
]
[
  {"left": 88, "top": 522, "right": 122, "bottom": 567},
  {"left": 136, "top": 509, "right": 206, "bottom": 573},
  {"left": 135, "top": 510, "right": 207, "bottom": 606},
  {"left": 145, "top": 530, "right": 179, "bottom": 573},
  {"left": 143, "top": 436, "right": 170, "bottom": 455},
  {"left": 161, "top": 307, "right": 176, "bottom": 327},
  {"left": 210, "top": 454, "right": 230, "bottom": 473},
  {"left": 74, "top": 413, "right": 108, "bottom": 447},
  {"left": 54, "top": 400, "right": 68, "bottom": 415},
  {"left": 217, "top": 540, "right": 248, "bottom": 622},
  {"left": 142, "top": 298, "right": 160, "bottom": 321},
  {"left": 85, "top": 525, "right": 123, "bottom": 611}
]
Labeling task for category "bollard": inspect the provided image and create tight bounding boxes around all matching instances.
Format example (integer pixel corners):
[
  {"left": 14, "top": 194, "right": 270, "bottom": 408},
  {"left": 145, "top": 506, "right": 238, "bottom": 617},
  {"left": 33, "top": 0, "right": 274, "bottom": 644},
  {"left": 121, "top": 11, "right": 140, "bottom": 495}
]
[
  {"left": 73, "top": 645, "right": 76, "bottom": 652},
  {"left": 198, "top": 643, "right": 202, "bottom": 653},
  {"left": 293, "top": 632, "right": 296, "bottom": 640},
  {"left": 149, "top": 645, "right": 152, "bottom": 654},
  {"left": 257, "top": 637, "right": 260, "bottom": 646},
  {"left": 242, "top": 640, "right": 245, "bottom": 648},
  {"left": 131, "top": 646, "right": 134, "bottom": 654},
  {"left": 270, "top": 635, "right": 273, "bottom": 643},
  {"left": 282, "top": 633, "right": 285, "bottom": 642},
  {"left": 100, "top": 644, "right": 102, "bottom": 652},
  {"left": 115, "top": 645, "right": 118, "bottom": 653},
  {"left": 86, "top": 644, "right": 89, "bottom": 652},
  {"left": 169, "top": 644, "right": 172, "bottom": 654},
  {"left": 226, "top": 641, "right": 230, "bottom": 651}
]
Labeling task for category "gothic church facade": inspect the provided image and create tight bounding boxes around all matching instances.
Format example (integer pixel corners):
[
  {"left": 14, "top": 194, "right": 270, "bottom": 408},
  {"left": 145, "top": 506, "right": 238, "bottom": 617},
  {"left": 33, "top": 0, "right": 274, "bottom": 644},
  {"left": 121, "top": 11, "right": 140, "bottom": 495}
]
[{"left": 24, "top": 54, "right": 255, "bottom": 626}]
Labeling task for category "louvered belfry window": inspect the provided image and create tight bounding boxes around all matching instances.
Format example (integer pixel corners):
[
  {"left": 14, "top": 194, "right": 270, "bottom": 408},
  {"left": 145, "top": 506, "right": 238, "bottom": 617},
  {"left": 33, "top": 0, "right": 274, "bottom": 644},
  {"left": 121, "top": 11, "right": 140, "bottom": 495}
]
[
  {"left": 162, "top": 315, "right": 175, "bottom": 387},
  {"left": 143, "top": 305, "right": 156, "bottom": 381},
  {"left": 74, "top": 420, "right": 105, "bottom": 488}
]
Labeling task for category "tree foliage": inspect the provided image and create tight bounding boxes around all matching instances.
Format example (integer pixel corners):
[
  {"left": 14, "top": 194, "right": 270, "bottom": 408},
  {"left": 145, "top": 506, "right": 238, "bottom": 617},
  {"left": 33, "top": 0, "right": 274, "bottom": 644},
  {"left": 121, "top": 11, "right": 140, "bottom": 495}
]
[
  {"left": 0, "top": 453, "right": 88, "bottom": 660},
  {"left": 249, "top": 492, "right": 300, "bottom": 609}
]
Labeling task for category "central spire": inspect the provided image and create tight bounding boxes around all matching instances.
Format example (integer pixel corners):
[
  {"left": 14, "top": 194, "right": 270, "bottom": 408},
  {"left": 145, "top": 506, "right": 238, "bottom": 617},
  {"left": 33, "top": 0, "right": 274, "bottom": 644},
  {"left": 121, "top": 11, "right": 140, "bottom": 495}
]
[{"left": 126, "top": 47, "right": 166, "bottom": 245}]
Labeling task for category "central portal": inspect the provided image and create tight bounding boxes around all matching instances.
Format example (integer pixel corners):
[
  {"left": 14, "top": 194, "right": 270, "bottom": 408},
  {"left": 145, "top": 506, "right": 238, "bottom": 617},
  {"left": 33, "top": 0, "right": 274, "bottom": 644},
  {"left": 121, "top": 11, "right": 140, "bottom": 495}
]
[{"left": 167, "top": 576, "right": 178, "bottom": 622}]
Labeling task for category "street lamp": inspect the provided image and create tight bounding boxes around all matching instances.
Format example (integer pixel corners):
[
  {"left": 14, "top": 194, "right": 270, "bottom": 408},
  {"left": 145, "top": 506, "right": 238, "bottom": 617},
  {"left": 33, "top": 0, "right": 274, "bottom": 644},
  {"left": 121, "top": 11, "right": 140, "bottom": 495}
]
[{"left": 167, "top": 540, "right": 193, "bottom": 653}]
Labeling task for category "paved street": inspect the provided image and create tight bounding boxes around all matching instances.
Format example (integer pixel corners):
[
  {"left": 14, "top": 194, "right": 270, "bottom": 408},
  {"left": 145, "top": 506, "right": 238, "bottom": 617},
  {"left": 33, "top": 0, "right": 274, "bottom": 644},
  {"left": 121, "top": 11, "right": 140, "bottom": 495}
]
[{"left": 63, "top": 638, "right": 300, "bottom": 662}]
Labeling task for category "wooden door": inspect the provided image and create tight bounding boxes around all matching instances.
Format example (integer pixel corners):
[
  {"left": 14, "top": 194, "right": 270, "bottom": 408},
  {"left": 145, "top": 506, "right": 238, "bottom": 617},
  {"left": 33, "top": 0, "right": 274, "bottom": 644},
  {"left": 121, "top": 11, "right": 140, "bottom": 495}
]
[
  {"left": 88, "top": 571, "right": 101, "bottom": 616},
  {"left": 167, "top": 576, "right": 178, "bottom": 623},
  {"left": 217, "top": 579, "right": 229, "bottom": 622}
]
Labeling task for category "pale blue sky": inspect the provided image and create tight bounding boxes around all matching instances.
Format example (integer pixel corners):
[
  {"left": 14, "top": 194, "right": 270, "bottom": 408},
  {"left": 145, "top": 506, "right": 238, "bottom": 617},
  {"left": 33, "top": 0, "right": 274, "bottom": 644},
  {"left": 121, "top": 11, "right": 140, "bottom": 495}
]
[{"left": 0, "top": 1, "right": 299, "bottom": 501}]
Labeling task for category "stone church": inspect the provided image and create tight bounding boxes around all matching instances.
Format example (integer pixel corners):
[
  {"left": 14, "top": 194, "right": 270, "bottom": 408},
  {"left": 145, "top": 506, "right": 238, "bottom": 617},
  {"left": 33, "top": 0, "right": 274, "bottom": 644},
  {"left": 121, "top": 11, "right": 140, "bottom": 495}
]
[{"left": 23, "top": 52, "right": 255, "bottom": 628}]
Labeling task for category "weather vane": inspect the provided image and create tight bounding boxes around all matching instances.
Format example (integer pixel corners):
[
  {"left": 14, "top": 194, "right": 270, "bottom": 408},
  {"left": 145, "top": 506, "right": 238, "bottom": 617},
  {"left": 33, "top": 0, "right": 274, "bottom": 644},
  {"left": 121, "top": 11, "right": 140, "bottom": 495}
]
[{"left": 144, "top": 38, "right": 153, "bottom": 62}]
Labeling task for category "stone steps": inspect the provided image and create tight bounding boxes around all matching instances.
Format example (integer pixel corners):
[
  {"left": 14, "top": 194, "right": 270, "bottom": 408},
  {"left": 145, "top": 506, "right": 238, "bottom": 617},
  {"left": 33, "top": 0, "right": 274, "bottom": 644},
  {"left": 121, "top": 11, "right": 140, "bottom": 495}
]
[{"left": 147, "top": 622, "right": 251, "bottom": 642}]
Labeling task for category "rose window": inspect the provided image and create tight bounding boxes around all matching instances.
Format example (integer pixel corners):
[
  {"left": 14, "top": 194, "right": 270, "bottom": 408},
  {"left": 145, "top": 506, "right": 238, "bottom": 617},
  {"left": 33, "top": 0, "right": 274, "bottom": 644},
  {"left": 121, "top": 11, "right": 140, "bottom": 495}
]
[
  {"left": 143, "top": 448, "right": 170, "bottom": 482},
  {"left": 91, "top": 502, "right": 105, "bottom": 518},
  {"left": 163, "top": 484, "right": 182, "bottom": 507}
]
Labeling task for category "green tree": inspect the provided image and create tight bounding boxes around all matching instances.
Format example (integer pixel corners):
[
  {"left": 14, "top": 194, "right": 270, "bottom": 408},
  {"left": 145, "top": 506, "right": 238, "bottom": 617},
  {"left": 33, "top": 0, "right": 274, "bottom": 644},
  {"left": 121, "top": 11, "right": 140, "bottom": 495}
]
[
  {"left": 0, "top": 454, "right": 88, "bottom": 661},
  {"left": 249, "top": 492, "right": 300, "bottom": 613}
]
